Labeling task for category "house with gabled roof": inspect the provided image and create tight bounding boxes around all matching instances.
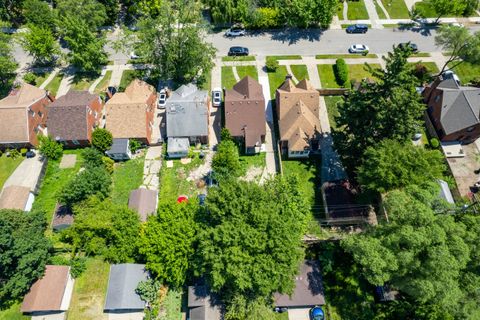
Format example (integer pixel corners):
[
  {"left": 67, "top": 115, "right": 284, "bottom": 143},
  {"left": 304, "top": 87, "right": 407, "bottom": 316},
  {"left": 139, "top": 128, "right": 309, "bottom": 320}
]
[
  {"left": 105, "top": 79, "right": 157, "bottom": 145},
  {"left": 224, "top": 76, "right": 266, "bottom": 154},
  {"left": 0, "top": 83, "right": 53, "bottom": 150},
  {"left": 276, "top": 77, "right": 321, "bottom": 158},
  {"left": 47, "top": 90, "right": 102, "bottom": 147},
  {"left": 166, "top": 84, "right": 209, "bottom": 158},
  {"left": 424, "top": 78, "right": 480, "bottom": 144}
]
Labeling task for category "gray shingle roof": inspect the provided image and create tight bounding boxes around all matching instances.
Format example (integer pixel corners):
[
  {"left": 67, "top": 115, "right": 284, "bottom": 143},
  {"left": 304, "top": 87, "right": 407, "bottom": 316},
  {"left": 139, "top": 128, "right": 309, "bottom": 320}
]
[
  {"left": 104, "top": 264, "right": 149, "bottom": 311},
  {"left": 166, "top": 84, "right": 208, "bottom": 138},
  {"left": 106, "top": 138, "right": 130, "bottom": 155},
  {"left": 187, "top": 286, "right": 222, "bottom": 320},
  {"left": 436, "top": 80, "right": 480, "bottom": 135},
  {"left": 167, "top": 137, "right": 190, "bottom": 153}
]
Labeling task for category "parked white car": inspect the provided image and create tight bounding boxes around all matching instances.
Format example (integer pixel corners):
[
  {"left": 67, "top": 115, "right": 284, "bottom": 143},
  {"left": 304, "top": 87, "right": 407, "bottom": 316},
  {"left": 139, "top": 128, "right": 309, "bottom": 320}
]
[
  {"left": 212, "top": 88, "right": 222, "bottom": 107},
  {"left": 349, "top": 44, "right": 369, "bottom": 54},
  {"left": 158, "top": 89, "right": 167, "bottom": 108},
  {"left": 443, "top": 70, "right": 461, "bottom": 85},
  {"left": 225, "top": 27, "right": 246, "bottom": 37}
]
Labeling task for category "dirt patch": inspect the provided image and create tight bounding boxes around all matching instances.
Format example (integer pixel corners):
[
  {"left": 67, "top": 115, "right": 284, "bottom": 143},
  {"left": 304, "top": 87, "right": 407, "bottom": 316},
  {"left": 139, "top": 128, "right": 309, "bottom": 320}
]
[{"left": 59, "top": 154, "right": 77, "bottom": 169}]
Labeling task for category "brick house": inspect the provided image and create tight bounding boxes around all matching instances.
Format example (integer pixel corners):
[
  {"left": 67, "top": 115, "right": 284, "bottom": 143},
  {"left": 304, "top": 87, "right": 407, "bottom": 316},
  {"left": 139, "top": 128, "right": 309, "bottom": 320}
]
[
  {"left": 423, "top": 78, "right": 480, "bottom": 144},
  {"left": 47, "top": 90, "right": 103, "bottom": 147},
  {"left": 0, "top": 84, "right": 54, "bottom": 150},
  {"left": 224, "top": 76, "right": 266, "bottom": 154},
  {"left": 105, "top": 79, "right": 157, "bottom": 145}
]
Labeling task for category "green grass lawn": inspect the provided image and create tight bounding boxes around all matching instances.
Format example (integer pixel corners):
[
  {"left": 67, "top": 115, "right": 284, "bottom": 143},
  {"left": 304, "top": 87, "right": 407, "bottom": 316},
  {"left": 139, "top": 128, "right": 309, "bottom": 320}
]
[
  {"left": 347, "top": 0, "right": 369, "bottom": 20},
  {"left": 316, "top": 54, "right": 378, "bottom": 59},
  {"left": 282, "top": 158, "right": 321, "bottom": 207},
  {"left": 239, "top": 152, "right": 266, "bottom": 173},
  {"left": 45, "top": 74, "right": 63, "bottom": 97},
  {"left": 26, "top": 71, "right": 49, "bottom": 87},
  {"left": 237, "top": 66, "right": 258, "bottom": 80},
  {"left": 222, "top": 56, "right": 256, "bottom": 62},
  {"left": 267, "top": 65, "right": 288, "bottom": 98},
  {"left": 94, "top": 70, "right": 112, "bottom": 94},
  {"left": 0, "top": 302, "right": 29, "bottom": 320},
  {"left": 221, "top": 66, "right": 237, "bottom": 90},
  {"left": 318, "top": 65, "right": 340, "bottom": 88},
  {"left": 290, "top": 65, "right": 309, "bottom": 81},
  {"left": 118, "top": 70, "right": 138, "bottom": 91},
  {"left": 324, "top": 96, "right": 343, "bottom": 130},
  {"left": 160, "top": 289, "right": 183, "bottom": 320},
  {"left": 408, "top": 61, "right": 439, "bottom": 74},
  {"left": 32, "top": 150, "right": 83, "bottom": 225},
  {"left": 410, "top": 52, "right": 431, "bottom": 57},
  {"left": 111, "top": 156, "right": 145, "bottom": 205},
  {"left": 159, "top": 154, "right": 204, "bottom": 203},
  {"left": 449, "top": 61, "right": 480, "bottom": 84},
  {"left": 413, "top": 1, "right": 437, "bottom": 17},
  {"left": 71, "top": 73, "right": 99, "bottom": 91},
  {"left": 348, "top": 63, "right": 378, "bottom": 83},
  {"left": 381, "top": 0, "right": 410, "bottom": 18},
  {"left": 267, "top": 55, "right": 302, "bottom": 61},
  {"left": 374, "top": 0, "right": 387, "bottom": 19},
  {"left": 67, "top": 257, "right": 109, "bottom": 320},
  {"left": 0, "top": 155, "right": 23, "bottom": 190},
  {"left": 337, "top": 1, "right": 345, "bottom": 19}
]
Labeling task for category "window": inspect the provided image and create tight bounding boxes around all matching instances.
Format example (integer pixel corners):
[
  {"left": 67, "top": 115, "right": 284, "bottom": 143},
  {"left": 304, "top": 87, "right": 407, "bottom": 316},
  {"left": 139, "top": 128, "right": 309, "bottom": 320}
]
[
  {"left": 38, "top": 111, "right": 43, "bottom": 118},
  {"left": 28, "top": 108, "right": 35, "bottom": 117},
  {"left": 72, "top": 140, "right": 80, "bottom": 145}
]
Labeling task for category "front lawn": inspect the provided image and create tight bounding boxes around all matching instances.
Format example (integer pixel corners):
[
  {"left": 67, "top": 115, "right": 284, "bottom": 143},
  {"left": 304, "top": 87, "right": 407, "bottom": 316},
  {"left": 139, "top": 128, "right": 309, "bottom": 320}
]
[
  {"left": 71, "top": 73, "right": 99, "bottom": 91},
  {"left": 316, "top": 54, "right": 378, "bottom": 59},
  {"left": 0, "top": 155, "right": 23, "bottom": 190},
  {"left": 290, "top": 65, "right": 309, "bottom": 81},
  {"left": 348, "top": 63, "right": 379, "bottom": 83},
  {"left": 449, "top": 61, "right": 480, "bottom": 84},
  {"left": 318, "top": 64, "right": 340, "bottom": 88},
  {"left": 221, "top": 66, "right": 237, "bottom": 90},
  {"left": 237, "top": 66, "right": 258, "bottom": 80},
  {"left": 45, "top": 74, "right": 63, "bottom": 97},
  {"left": 26, "top": 71, "right": 49, "bottom": 87},
  {"left": 222, "top": 56, "right": 256, "bottom": 62},
  {"left": 32, "top": 150, "right": 83, "bottom": 225},
  {"left": 381, "top": 0, "right": 410, "bottom": 18},
  {"left": 374, "top": 0, "right": 387, "bottom": 19},
  {"left": 413, "top": 1, "right": 437, "bottom": 17},
  {"left": 94, "top": 70, "right": 112, "bottom": 94},
  {"left": 318, "top": 64, "right": 378, "bottom": 88},
  {"left": 0, "top": 302, "right": 29, "bottom": 320},
  {"left": 267, "top": 65, "right": 288, "bottom": 98},
  {"left": 67, "top": 257, "right": 109, "bottom": 320},
  {"left": 324, "top": 96, "right": 343, "bottom": 130},
  {"left": 118, "top": 70, "right": 138, "bottom": 91},
  {"left": 408, "top": 61, "right": 439, "bottom": 74},
  {"left": 111, "top": 156, "right": 145, "bottom": 205},
  {"left": 347, "top": 0, "right": 369, "bottom": 20}
]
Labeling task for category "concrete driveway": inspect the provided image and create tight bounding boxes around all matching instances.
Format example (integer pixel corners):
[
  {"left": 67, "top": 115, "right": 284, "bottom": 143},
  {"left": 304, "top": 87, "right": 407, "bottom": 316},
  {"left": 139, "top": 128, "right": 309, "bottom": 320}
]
[
  {"left": 288, "top": 308, "right": 310, "bottom": 320},
  {"left": 3, "top": 154, "right": 45, "bottom": 193}
]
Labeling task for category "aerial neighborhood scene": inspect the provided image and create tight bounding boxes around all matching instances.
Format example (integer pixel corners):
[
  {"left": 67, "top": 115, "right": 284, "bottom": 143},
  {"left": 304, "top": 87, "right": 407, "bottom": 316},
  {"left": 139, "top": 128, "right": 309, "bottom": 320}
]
[{"left": 2, "top": 0, "right": 480, "bottom": 319}]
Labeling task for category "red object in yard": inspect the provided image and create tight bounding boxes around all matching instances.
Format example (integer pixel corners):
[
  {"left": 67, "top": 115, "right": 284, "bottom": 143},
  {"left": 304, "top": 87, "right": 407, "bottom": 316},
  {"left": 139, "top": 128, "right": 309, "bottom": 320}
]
[{"left": 177, "top": 195, "right": 188, "bottom": 203}]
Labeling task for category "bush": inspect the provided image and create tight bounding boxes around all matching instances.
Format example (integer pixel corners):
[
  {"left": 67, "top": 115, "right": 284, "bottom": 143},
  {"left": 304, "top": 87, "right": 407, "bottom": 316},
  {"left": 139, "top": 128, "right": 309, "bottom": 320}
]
[
  {"left": 70, "top": 257, "right": 87, "bottom": 278},
  {"left": 8, "top": 149, "right": 21, "bottom": 159},
  {"left": 23, "top": 72, "right": 37, "bottom": 85},
  {"left": 129, "top": 139, "right": 142, "bottom": 153},
  {"left": 212, "top": 140, "right": 242, "bottom": 179},
  {"left": 221, "top": 128, "right": 233, "bottom": 141},
  {"left": 334, "top": 58, "right": 348, "bottom": 87},
  {"left": 102, "top": 156, "right": 114, "bottom": 174},
  {"left": 82, "top": 147, "right": 104, "bottom": 168},
  {"left": 38, "top": 135, "right": 63, "bottom": 160},
  {"left": 59, "top": 167, "right": 112, "bottom": 206},
  {"left": 91, "top": 128, "right": 113, "bottom": 153},
  {"left": 265, "top": 58, "right": 279, "bottom": 72},
  {"left": 430, "top": 138, "right": 440, "bottom": 149},
  {"left": 20, "top": 148, "right": 28, "bottom": 156},
  {"left": 248, "top": 7, "right": 280, "bottom": 29}
]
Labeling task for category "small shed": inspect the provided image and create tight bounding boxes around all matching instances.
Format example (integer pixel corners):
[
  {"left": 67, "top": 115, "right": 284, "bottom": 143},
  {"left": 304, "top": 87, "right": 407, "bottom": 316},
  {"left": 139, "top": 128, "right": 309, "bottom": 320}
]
[
  {"left": 187, "top": 285, "right": 222, "bottom": 320},
  {"left": 128, "top": 188, "right": 158, "bottom": 222},
  {"left": 0, "top": 185, "right": 34, "bottom": 211},
  {"left": 52, "top": 204, "right": 74, "bottom": 231},
  {"left": 106, "top": 138, "right": 132, "bottom": 161},
  {"left": 167, "top": 137, "right": 190, "bottom": 158}
]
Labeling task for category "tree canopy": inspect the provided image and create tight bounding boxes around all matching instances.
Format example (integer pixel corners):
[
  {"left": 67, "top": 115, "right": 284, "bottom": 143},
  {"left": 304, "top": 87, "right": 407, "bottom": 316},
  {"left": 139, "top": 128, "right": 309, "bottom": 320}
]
[
  {"left": 138, "top": 202, "right": 197, "bottom": 288},
  {"left": 56, "top": 0, "right": 108, "bottom": 31},
  {"left": 20, "top": 25, "right": 60, "bottom": 65},
  {"left": 430, "top": 0, "right": 467, "bottom": 22},
  {"left": 195, "top": 177, "right": 309, "bottom": 307},
  {"left": 92, "top": 128, "right": 113, "bottom": 153},
  {"left": 0, "top": 24, "right": 17, "bottom": 97},
  {"left": 59, "top": 166, "right": 111, "bottom": 206},
  {"left": 211, "top": 140, "right": 242, "bottom": 179},
  {"left": 0, "top": 209, "right": 51, "bottom": 308},
  {"left": 333, "top": 46, "right": 426, "bottom": 173},
  {"left": 357, "top": 140, "right": 446, "bottom": 193}
]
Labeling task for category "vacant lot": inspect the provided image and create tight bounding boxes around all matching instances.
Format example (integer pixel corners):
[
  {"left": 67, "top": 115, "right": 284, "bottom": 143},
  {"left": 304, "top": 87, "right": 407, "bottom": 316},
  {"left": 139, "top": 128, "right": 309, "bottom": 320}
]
[{"left": 111, "top": 156, "right": 145, "bottom": 205}]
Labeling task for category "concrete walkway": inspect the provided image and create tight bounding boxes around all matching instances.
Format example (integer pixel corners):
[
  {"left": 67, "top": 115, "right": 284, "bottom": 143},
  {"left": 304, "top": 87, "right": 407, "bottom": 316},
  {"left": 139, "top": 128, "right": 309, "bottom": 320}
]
[
  {"left": 285, "top": 65, "right": 298, "bottom": 83},
  {"left": 343, "top": 1, "right": 349, "bottom": 20},
  {"left": 211, "top": 58, "right": 221, "bottom": 89},
  {"left": 363, "top": 0, "right": 383, "bottom": 29},
  {"left": 375, "top": 0, "right": 391, "bottom": 19},
  {"left": 88, "top": 68, "right": 107, "bottom": 93},
  {"left": 142, "top": 146, "right": 162, "bottom": 191},
  {"left": 109, "top": 65, "right": 124, "bottom": 87},
  {"left": 302, "top": 56, "right": 322, "bottom": 89},
  {"left": 39, "top": 68, "right": 60, "bottom": 90},
  {"left": 232, "top": 66, "right": 240, "bottom": 81},
  {"left": 56, "top": 73, "right": 74, "bottom": 97}
]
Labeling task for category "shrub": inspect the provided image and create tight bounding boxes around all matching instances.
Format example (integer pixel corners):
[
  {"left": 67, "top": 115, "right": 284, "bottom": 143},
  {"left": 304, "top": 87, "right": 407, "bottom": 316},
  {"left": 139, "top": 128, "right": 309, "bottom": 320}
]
[
  {"left": 38, "top": 135, "right": 63, "bottom": 160},
  {"left": 59, "top": 167, "right": 112, "bottom": 206},
  {"left": 91, "top": 128, "right": 113, "bottom": 153},
  {"left": 248, "top": 7, "right": 280, "bottom": 29},
  {"left": 102, "top": 156, "right": 114, "bottom": 174},
  {"left": 430, "top": 138, "right": 440, "bottom": 149},
  {"left": 212, "top": 140, "right": 242, "bottom": 179},
  {"left": 334, "top": 58, "right": 348, "bottom": 87},
  {"left": 221, "top": 128, "right": 233, "bottom": 142},
  {"left": 265, "top": 57, "right": 279, "bottom": 72},
  {"left": 129, "top": 139, "right": 142, "bottom": 153},
  {"left": 20, "top": 148, "right": 28, "bottom": 156},
  {"left": 8, "top": 149, "right": 21, "bottom": 159},
  {"left": 82, "top": 147, "right": 104, "bottom": 168},
  {"left": 23, "top": 72, "right": 37, "bottom": 85},
  {"left": 70, "top": 257, "right": 87, "bottom": 278}
]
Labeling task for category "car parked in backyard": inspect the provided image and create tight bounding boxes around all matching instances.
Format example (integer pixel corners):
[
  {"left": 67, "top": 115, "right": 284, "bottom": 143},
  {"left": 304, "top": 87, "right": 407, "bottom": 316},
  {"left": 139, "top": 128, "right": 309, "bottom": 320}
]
[
  {"left": 399, "top": 42, "right": 418, "bottom": 53},
  {"left": 158, "top": 89, "right": 167, "bottom": 108},
  {"left": 228, "top": 46, "right": 249, "bottom": 56},
  {"left": 346, "top": 24, "right": 368, "bottom": 33},
  {"left": 349, "top": 44, "right": 369, "bottom": 54},
  {"left": 212, "top": 88, "right": 222, "bottom": 107},
  {"left": 225, "top": 27, "right": 246, "bottom": 37}
]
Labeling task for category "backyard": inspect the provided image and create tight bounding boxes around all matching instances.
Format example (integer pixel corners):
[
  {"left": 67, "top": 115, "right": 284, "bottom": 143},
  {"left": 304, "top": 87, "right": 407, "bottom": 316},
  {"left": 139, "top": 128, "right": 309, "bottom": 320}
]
[
  {"left": 324, "top": 96, "right": 343, "bottom": 130},
  {"left": 0, "top": 154, "right": 23, "bottom": 190},
  {"left": 110, "top": 156, "right": 145, "bottom": 205},
  {"left": 449, "top": 61, "right": 480, "bottom": 84}
]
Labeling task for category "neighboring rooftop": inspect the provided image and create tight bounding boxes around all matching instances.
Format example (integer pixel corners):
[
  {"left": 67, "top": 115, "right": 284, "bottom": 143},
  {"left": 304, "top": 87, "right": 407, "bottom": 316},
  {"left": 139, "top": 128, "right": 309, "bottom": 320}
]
[
  {"left": 166, "top": 84, "right": 209, "bottom": 138},
  {"left": 21, "top": 265, "right": 70, "bottom": 313},
  {"left": 0, "top": 185, "right": 31, "bottom": 211},
  {"left": 104, "top": 264, "right": 149, "bottom": 311},
  {"left": 128, "top": 188, "right": 158, "bottom": 222},
  {"left": 187, "top": 285, "right": 222, "bottom": 320},
  {"left": 106, "top": 138, "right": 130, "bottom": 155},
  {"left": 274, "top": 260, "right": 325, "bottom": 308},
  {"left": 52, "top": 204, "right": 74, "bottom": 231}
]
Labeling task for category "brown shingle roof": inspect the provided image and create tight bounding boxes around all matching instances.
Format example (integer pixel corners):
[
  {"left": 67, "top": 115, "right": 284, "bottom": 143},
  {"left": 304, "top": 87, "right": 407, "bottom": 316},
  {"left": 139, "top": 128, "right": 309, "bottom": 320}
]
[
  {"left": 105, "top": 80, "right": 155, "bottom": 140},
  {"left": 274, "top": 260, "right": 325, "bottom": 307},
  {"left": 0, "top": 185, "right": 31, "bottom": 210},
  {"left": 47, "top": 90, "right": 98, "bottom": 141},
  {"left": 21, "top": 265, "right": 70, "bottom": 313},
  {"left": 276, "top": 79, "right": 320, "bottom": 150},
  {"left": 0, "top": 84, "right": 47, "bottom": 143},
  {"left": 224, "top": 77, "right": 266, "bottom": 147},
  {"left": 128, "top": 188, "right": 158, "bottom": 222}
]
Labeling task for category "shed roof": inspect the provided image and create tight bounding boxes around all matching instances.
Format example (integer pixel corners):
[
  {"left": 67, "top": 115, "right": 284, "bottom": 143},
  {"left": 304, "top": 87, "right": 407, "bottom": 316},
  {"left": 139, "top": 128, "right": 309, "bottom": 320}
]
[
  {"left": 21, "top": 265, "right": 70, "bottom": 313},
  {"left": 104, "top": 264, "right": 149, "bottom": 311},
  {"left": 106, "top": 138, "right": 130, "bottom": 155},
  {"left": 274, "top": 260, "right": 325, "bottom": 307},
  {"left": 128, "top": 188, "right": 158, "bottom": 222},
  {"left": 52, "top": 204, "right": 74, "bottom": 230},
  {"left": 0, "top": 185, "right": 31, "bottom": 210},
  {"left": 187, "top": 286, "right": 222, "bottom": 320},
  {"left": 167, "top": 137, "right": 190, "bottom": 153}
]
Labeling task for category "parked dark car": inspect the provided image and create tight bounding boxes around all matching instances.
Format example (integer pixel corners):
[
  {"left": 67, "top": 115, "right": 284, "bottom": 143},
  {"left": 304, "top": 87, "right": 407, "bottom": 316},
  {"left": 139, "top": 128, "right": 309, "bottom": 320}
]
[
  {"left": 228, "top": 46, "right": 249, "bottom": 56},
  {"left": 25, "top": 150, "right": 36, "bottom": 158},
  {"left": 399, "top": 42, "right": 418, "bottom": 53},
  {"left": 346, "top": 24, "right": 368, "bottom": 33}
]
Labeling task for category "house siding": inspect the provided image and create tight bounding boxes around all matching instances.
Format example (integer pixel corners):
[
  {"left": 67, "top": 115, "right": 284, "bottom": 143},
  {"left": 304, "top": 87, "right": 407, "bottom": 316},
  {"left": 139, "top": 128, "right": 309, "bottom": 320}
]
[
  {"left": 144, "top": 92, "right": 157, "bottom": 145},
  {"left": 27, "top": 95, "right": 53, "bottom": 148}
]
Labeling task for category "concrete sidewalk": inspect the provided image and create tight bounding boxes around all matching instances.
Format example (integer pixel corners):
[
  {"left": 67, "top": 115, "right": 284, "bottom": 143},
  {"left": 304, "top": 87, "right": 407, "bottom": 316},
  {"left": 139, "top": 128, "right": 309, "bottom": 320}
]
[{"left": 3, "top": 154, "right": 45, "bottom": 193}]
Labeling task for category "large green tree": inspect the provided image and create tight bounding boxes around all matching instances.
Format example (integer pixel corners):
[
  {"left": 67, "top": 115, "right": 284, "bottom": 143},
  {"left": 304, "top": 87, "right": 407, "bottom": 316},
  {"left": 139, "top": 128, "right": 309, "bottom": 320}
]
[
  {"left": 129, "top": 0, "right": 216, "bottom": 84},
  {"left": 282, "top": 0, "right": 337, "bottom": 28},
  {"left": 430, "top": 0, "right": 467, "bottom": 22},
  {"left": 0, "top": 0, "right": 25, "bottom": 25},
  {"left": 64, "top": 197, "right": 141, "bottom": 262},
  {"left": 59, "top": 166, "right": 111, "bottom": 206},
  {"left": 0, "top": 209, "right": 51, "bottom": 308},
  {"left": 195, "top": 177, "right": 309, "bottom": 308},
  {"left": 333, "top": 45, "right": 425, "bottom": 173},
  {"left": 56, "top": 0, "right": 108, "bottom": 31},
  {"left": 357, "top": 140, "right": 445, "bottom": 193},
  {"left": 23, "top": 0, "right": 56, "bottom": 31},
  {"left": 138, "top": 202, "right": 197, "bottom": 288},
  {"left": 0, "top": 24, "right": 17, "bottom": 97},
  {"left": 20, "top": 25, "right": 60, "bottom": 65},
  {"left": 211, "top": 140, "right": 242, "bottom": 179}
]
